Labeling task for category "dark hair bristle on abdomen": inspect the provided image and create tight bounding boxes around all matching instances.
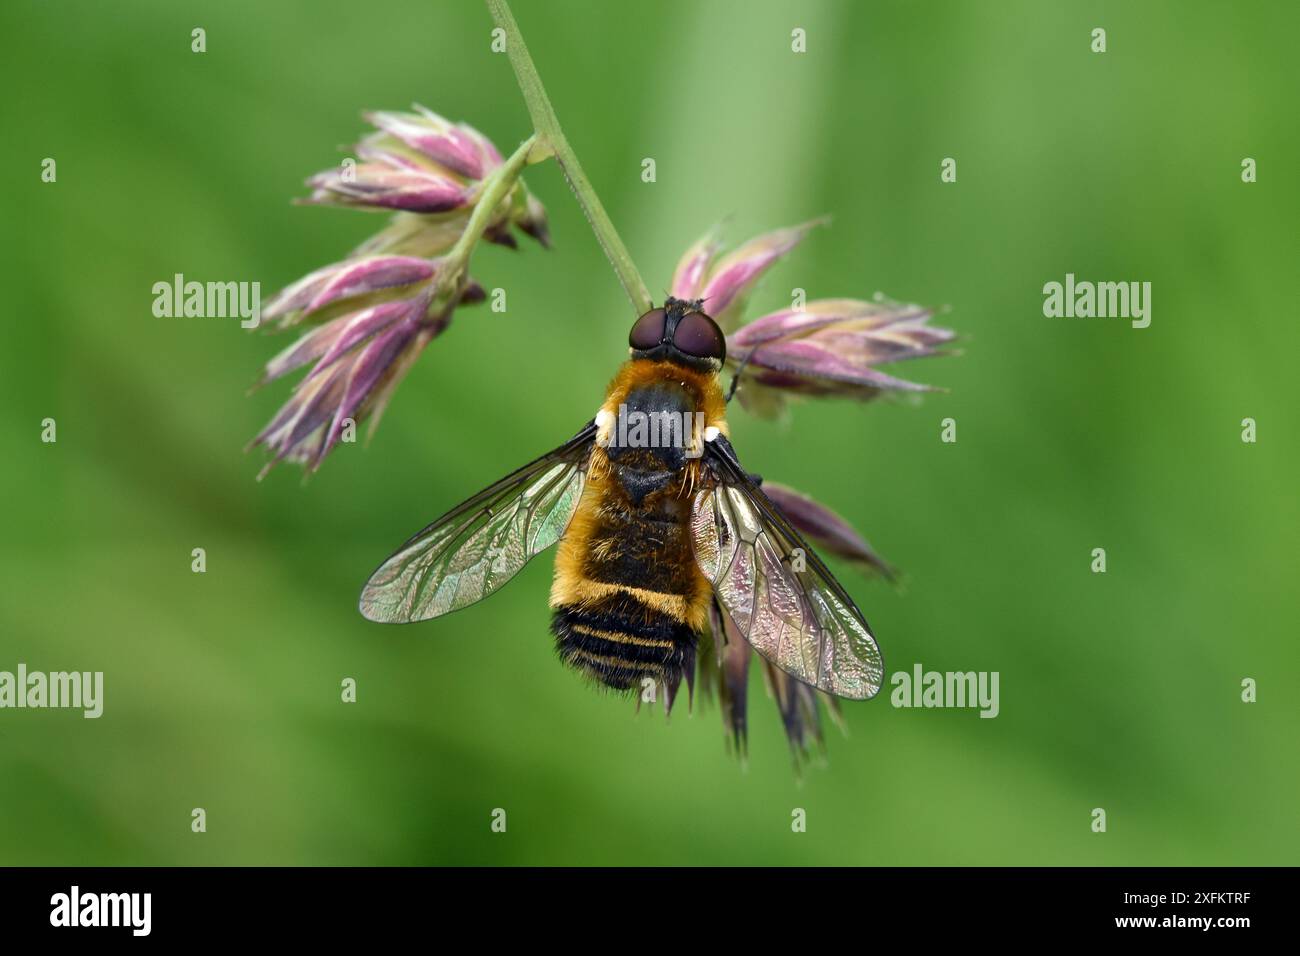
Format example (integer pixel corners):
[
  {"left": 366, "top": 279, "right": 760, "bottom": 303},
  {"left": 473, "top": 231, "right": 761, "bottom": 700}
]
[{"left": 551, "top": 594, "right": 697, "bottom": 691}]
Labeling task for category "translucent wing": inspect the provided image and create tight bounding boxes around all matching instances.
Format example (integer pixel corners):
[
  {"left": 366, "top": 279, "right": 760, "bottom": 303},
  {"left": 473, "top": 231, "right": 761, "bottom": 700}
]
[
  {"left": 359, "top": 421, "right": 596, "bottom": 623},
  {"left": 691, "top": 435, "right": 884, "bottom": 699}
]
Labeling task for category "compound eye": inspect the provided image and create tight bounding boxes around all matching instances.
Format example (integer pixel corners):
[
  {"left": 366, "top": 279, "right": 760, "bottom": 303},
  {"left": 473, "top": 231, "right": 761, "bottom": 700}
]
[
  {"left": 629, "top": 308, "right": 667, "bottom": 350},
  {"left": 673, "top": 311, "right": 726, "bottom": 361}
]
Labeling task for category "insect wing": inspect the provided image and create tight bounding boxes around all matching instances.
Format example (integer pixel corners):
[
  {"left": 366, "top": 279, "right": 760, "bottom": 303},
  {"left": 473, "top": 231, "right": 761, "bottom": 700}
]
[
  {"left": 360, "top": 422, "right": 596, "bottom": 623},
  {"left": 691, "top": 439, "right": 884, "bottom": 699}
]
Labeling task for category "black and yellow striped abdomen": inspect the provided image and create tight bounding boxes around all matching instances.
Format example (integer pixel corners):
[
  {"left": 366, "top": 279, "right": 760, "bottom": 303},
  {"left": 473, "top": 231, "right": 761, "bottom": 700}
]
[{"left": 549, "top": 454, "right": 712, "bottom": 691}]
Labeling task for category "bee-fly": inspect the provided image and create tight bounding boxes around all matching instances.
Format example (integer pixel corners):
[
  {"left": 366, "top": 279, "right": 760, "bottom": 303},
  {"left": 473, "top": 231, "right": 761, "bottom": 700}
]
[{"left": 359, "top": 297, "right": 883, "bottom": 703}]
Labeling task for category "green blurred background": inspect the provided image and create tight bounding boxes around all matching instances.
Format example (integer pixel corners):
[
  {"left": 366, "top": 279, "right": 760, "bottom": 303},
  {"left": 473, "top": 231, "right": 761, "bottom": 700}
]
[{"left": 1, "top": 0, "right": 1296, "bottom": 865}]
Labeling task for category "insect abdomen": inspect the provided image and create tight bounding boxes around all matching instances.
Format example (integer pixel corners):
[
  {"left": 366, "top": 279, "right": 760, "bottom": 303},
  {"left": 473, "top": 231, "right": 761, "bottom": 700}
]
[
  {"left": 549, "top": 461, "right": 710, "bottom": 692},
  {"left": 551, "top": 592, "right": 696, "bottom": 691}
]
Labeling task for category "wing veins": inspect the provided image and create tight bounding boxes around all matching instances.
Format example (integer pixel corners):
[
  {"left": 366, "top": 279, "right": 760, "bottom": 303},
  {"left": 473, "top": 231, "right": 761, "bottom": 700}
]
[
  {"left": 360, "top": 421, "right": 596, "bottom": 623},
  {"left": 696, "top": 435, "right": 882, "bottom": 699}
]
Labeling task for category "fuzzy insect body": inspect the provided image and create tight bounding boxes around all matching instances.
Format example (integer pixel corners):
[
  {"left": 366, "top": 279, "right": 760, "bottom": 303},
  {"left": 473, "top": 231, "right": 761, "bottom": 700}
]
[
  {"left": 359, "top": 297, "right": 883, "bottom": 715},
  {"left": 550, "top": 360, "right": 725, "bottom": 691}
]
